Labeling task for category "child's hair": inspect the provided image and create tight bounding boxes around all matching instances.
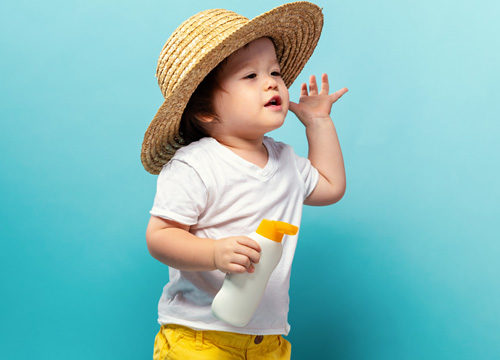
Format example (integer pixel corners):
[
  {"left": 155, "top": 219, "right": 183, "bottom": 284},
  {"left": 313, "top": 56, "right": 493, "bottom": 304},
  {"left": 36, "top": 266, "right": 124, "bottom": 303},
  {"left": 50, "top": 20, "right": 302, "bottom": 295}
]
[
  {"left": 179, "top": 38, "right": 275, "bottom": 145},
  {"left": 178, "top": 60, "right": 227, "bottom": 145}
]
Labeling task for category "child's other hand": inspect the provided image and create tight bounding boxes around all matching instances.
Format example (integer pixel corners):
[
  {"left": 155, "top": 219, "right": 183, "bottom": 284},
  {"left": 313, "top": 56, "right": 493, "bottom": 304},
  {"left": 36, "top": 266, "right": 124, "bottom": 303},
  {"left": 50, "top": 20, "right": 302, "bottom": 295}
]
[
  {"left": 289, "top": 73, "right": 348, "bottom": 127},
  {"left": 214, "top": 236, "right": 261, "bottom": 274}
]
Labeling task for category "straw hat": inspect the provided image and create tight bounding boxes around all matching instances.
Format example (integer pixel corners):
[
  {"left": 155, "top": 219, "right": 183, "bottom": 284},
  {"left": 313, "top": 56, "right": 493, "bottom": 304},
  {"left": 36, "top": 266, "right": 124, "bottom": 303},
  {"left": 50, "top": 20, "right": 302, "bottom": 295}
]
[{"left": 141, "top": 1, "right": 324, "bottom": 174}]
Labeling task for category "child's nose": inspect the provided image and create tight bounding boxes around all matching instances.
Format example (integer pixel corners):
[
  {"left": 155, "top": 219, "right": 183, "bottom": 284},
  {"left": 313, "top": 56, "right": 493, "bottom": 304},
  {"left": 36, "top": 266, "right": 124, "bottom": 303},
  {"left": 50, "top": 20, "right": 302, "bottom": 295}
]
[{"left": 264, "top": 75, "right": 279, "bottom": 90}]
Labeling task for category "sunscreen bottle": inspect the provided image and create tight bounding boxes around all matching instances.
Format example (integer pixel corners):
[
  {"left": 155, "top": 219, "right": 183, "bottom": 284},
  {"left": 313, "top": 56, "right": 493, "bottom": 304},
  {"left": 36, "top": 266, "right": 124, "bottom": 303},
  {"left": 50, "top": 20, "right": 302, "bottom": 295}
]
[{"left": 211, "top": 219, "right": 298, "bottom": 327}]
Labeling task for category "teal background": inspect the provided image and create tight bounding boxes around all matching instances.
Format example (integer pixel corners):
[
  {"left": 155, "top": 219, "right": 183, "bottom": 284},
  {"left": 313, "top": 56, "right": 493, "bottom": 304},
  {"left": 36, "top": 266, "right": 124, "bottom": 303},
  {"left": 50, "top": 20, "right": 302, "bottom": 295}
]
[{"left": 1, "top": 0, "right": 499, "bottom": 358}]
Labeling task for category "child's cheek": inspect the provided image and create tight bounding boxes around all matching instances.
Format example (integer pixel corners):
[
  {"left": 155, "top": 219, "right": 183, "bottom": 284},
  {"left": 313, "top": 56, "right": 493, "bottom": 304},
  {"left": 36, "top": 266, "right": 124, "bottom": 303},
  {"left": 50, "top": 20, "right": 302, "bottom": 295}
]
[{"left": 283, "top": 91, "right": 290, "bottom": 112}]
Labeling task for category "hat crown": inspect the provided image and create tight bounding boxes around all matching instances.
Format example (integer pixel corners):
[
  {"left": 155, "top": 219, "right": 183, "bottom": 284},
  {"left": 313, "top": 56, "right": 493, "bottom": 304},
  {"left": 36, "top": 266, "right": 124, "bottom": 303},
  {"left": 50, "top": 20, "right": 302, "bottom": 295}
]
[{"left": 156, "top": 9, "right": 249, "bottom": 99}]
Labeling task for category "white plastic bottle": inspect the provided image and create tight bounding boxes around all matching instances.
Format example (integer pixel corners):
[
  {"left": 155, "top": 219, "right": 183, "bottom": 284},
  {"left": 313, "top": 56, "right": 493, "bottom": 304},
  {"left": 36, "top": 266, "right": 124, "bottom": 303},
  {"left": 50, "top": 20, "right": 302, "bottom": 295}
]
[{"left": 211, "top": 219, "right": 298, "bottom": 327}]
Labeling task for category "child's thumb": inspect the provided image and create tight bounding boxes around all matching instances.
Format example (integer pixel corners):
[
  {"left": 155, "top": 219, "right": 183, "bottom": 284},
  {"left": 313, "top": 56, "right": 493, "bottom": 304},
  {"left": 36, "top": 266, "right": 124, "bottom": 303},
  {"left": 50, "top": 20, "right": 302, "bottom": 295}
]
[{"left": 288, "top": 101, "right": 299, "bottom": 115}]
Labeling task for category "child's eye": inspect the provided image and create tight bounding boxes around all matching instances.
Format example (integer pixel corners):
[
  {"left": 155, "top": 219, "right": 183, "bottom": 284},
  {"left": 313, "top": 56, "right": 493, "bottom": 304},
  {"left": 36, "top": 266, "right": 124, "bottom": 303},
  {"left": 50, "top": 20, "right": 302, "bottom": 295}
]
[{"left": 244, "top": 72, "right": 281, "bottom": 79}]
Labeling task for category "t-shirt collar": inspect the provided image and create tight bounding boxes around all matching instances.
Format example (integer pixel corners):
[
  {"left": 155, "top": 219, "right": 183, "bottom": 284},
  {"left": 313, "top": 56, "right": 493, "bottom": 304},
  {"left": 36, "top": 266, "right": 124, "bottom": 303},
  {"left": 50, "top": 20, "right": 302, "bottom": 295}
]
[{"left": 205, "top": 136, "right": 278, "bottom": 180}]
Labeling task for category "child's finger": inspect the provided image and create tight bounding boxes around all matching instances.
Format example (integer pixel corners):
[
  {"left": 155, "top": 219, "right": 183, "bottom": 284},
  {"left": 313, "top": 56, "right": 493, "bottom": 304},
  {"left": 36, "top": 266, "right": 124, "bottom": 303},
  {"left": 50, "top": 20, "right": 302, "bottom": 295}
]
[
  {"left": 320, "top": 73, "right": 329, "bottom": 95},
  {"left": 231, "top": 253, "right": 253, "bottom": 270},
  {"left": 300, "top": 83, "right": 308, "bottom": 96},
  {"left": 227, "top": 263, "right": 248, "bottom": 274},
  {"left": 236, "top": 237, "right": 262, "bottom": 253},
  {"left": 330, "top": 87, "right": 349, "bottom": 102},
  {"left": 234, "top": 243, "right": 261, "bottom": 264},
  {"left": 235, "top": 238, "right": 261, "bottom": 269},
  {"left": 309, "top": 75, "right": 318, "bottom": 95}
]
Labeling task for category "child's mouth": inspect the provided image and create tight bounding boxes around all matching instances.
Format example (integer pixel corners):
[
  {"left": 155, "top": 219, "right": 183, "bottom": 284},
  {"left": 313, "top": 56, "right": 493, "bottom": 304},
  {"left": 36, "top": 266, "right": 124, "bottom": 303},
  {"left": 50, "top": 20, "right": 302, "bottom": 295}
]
[
  {"left": 265, "top": 104, "right": 282, "bottom": 111},
  {"left": 264, "top": 95, "right": 282, "bottom": 110}
]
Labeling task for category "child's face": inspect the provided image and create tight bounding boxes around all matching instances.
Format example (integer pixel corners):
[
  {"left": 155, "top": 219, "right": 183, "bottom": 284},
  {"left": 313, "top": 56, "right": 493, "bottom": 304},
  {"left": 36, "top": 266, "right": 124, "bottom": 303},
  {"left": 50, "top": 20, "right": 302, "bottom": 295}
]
[{"left": 210, "top": 37, "right": 289, "bottom": 140}]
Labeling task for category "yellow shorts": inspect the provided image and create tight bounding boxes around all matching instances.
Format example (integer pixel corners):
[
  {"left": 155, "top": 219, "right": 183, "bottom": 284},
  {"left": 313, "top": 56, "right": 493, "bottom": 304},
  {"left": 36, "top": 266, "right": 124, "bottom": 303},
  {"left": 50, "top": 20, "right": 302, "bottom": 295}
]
[{"left": 153, "top": 324, "right": 292, "bottom": 359}]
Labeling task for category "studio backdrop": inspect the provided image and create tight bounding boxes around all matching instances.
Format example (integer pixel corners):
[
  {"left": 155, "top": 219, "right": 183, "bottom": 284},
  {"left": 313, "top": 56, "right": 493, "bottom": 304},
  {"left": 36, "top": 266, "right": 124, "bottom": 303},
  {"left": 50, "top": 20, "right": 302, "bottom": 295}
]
[{"left": 1, "top": 0, "right": 499, "bottom": 359}]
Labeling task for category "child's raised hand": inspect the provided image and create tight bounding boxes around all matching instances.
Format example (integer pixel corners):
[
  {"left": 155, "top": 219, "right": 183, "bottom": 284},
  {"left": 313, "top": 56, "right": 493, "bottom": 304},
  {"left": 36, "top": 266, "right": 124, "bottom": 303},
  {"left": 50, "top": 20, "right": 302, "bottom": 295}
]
[
  {"left": 288, "top": 73, "right": 348, "bottom": 127},
  {"left": 214, "top": 236, "right": 262, "bottom": 274}
]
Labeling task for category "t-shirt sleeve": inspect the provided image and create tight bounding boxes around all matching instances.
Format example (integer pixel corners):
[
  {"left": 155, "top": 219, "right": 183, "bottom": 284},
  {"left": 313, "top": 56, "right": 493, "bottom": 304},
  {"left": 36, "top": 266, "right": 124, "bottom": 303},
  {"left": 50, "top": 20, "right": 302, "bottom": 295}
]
[
  {"left": 149, "top": 159, "right": 208, "bottom": 226},
  {"left": 293, "top": 151, "right": 320, "bottom": 201}
]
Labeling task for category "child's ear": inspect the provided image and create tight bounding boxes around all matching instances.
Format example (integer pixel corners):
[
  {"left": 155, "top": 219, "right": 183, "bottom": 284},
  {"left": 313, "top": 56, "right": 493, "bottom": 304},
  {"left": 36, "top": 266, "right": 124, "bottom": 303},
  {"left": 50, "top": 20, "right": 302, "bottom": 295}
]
[{"left": 197, "top": 114, "right": 216, "bottom": 124}]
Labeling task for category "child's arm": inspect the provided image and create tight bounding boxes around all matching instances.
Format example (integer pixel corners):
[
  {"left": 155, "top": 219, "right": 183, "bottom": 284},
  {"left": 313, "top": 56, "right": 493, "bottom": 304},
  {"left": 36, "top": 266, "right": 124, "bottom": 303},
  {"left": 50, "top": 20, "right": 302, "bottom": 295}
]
[
  {"left": 146, "top": 216, "right": 261, "bottom": 273},
  {"left": 289, "top": 73, "right": 348, "bottom": 206},
  {"left": 303, "top": 116, "right": 346, "bottom": 206}
]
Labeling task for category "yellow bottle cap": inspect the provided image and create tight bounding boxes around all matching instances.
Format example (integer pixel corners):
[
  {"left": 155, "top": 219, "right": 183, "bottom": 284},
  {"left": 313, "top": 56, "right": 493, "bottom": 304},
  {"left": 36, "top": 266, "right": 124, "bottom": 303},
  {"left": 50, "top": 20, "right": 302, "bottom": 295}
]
[{"left": 256, "top": 219, "right": 299, "bottom": 243}]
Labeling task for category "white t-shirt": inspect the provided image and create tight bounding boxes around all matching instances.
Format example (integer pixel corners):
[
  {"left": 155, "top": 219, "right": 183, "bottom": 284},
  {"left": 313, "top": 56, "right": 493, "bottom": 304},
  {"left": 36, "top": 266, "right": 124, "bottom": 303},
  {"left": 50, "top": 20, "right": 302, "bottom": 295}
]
[{"left": 149, "top": 135, "right": 319, "bottom": 335}]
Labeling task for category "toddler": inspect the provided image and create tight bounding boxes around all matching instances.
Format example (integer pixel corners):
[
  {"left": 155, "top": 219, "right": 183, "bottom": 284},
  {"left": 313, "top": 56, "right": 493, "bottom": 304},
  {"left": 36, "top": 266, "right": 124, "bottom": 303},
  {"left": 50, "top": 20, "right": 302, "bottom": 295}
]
[{"left": 142, "top": 2, "right": 348, "bottom": 359}]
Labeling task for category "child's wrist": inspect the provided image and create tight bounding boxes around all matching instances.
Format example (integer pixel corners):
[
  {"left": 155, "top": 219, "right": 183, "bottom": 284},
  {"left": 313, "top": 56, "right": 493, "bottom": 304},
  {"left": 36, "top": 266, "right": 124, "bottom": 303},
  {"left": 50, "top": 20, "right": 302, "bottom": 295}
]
[
  {"left": 211, "top": 239, "right": 218, "bottom": 271},
  {"left": 305, "top": 116, "right": 333, "bottom": 131}
]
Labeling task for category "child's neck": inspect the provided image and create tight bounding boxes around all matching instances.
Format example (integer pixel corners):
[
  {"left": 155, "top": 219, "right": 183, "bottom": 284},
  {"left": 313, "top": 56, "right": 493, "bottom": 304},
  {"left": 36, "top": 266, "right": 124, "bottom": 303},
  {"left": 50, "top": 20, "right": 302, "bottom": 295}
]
[{"left": 213, "top": 135, "right": 269, "bottom": 169}]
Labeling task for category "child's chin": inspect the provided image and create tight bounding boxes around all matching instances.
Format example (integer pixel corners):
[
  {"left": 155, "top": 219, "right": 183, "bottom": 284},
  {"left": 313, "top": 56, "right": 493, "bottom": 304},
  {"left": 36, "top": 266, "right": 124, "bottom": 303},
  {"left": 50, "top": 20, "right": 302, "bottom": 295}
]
[
  {"left": 274, "top": 115, "right": 286, "bottom": 128},
  {"left": 261, "top": 114, "right": 286, "bottom": 133}
]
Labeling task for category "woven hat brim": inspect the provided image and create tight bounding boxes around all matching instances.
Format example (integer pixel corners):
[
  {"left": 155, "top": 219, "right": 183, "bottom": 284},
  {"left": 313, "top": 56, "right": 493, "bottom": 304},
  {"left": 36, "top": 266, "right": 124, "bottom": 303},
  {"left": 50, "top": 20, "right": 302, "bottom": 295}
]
[{"left": 141, "top": 2, "right": 324, "bottom": 174}]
